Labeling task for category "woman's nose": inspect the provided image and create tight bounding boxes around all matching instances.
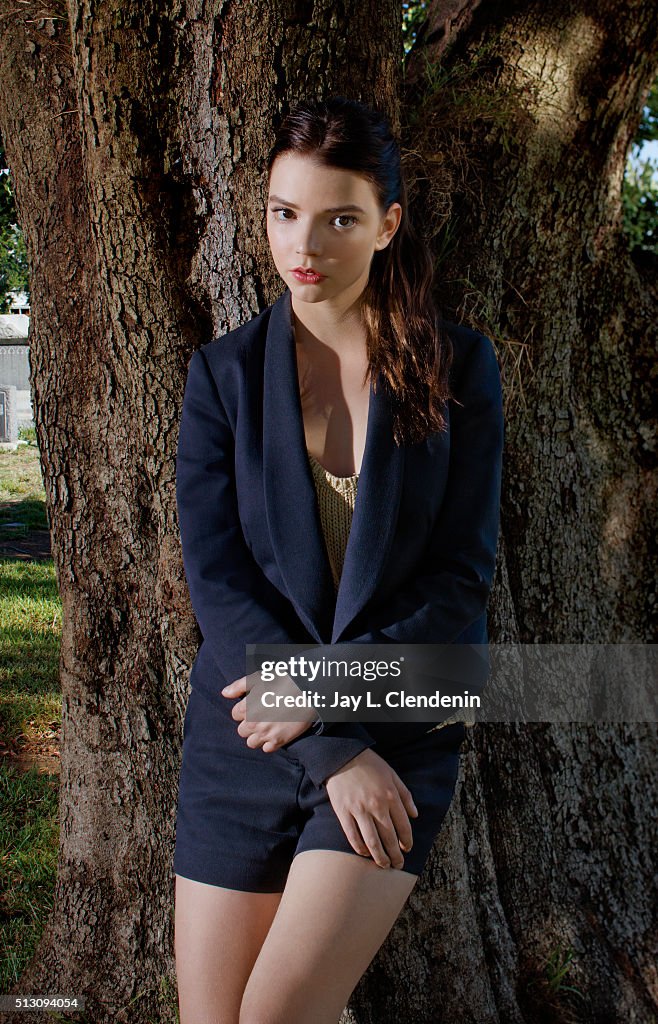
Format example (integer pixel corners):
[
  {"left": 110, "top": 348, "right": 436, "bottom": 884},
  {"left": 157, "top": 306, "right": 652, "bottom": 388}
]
[{"left": 296, "top": 229, "right": 322, "bottom": 256}]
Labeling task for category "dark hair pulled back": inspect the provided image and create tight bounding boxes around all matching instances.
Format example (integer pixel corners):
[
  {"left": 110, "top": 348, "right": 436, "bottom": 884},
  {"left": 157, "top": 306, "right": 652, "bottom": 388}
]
[{"left": 266, "top": 95, "right": 453, "bottom": 446}]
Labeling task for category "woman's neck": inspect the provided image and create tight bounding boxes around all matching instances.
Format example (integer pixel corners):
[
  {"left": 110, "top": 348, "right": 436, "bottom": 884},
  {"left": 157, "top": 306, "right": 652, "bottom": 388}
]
[{"left": 291, "top": 297, "right": 367, "bottom": 359}]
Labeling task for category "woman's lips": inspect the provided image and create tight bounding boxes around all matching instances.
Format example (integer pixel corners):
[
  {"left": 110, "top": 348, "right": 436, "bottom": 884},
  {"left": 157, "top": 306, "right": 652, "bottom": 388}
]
[{"left": 291, "top": 269, "right": 326, "bottom": 284}]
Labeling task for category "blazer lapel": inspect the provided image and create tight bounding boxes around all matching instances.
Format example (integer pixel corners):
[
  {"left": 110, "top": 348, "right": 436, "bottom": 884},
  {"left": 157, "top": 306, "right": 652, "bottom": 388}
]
[{"left": 262, "top": 288, "right": 406, "bottom": 644}]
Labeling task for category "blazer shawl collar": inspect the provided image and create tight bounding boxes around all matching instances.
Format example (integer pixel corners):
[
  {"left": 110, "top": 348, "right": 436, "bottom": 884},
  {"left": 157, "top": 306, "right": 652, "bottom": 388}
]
[{"left": 263, "top": 288, "right": 406, "bottom": 644}]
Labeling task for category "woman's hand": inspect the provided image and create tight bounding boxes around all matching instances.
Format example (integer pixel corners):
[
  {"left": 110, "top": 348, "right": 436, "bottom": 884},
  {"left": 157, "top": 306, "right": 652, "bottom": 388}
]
[
  {"left": 324, "top": 748, "right": 419, "bottom": 869},
  {"left": 221, "top": 672, "right": 317, "bottom": 752}
]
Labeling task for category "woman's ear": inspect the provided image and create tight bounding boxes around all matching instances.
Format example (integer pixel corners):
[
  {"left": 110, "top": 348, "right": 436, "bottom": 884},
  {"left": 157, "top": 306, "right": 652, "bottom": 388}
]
[{"left": 375, "top": 202, "right": 402, "bottom": 250}]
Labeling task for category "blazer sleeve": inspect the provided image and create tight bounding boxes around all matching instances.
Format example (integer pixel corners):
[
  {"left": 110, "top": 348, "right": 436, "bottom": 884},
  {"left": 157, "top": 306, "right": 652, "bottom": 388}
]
[
  {"left": 175, "top": 347, "right": 377, "bottom": 786},
  {"left": 285, "top": 331, "right": 504, "bottom": 747}
]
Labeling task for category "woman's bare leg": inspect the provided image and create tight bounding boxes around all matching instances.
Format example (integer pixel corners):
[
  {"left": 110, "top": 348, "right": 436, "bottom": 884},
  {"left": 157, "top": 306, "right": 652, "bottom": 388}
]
[
  {"left": 238, "top": 850, "right": 419, "bottom": 1024},
  {"left": 175, "top": 873, "right": 283, "bottom": 1024}
]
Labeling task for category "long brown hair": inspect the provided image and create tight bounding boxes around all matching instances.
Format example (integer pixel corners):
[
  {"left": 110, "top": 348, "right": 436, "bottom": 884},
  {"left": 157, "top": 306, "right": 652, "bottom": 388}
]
[{"left": 266, "top": 95, "right": 454, "bottom": 446}]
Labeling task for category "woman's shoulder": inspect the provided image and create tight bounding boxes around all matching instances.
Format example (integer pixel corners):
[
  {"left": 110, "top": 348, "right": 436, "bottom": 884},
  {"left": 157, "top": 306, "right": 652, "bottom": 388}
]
[
  {"left": 439, "top": 316, "right": 499, "bottom": 385},
  {"left": 437, "top": 318, "right": 501, "bottom": 415},
  {"left": 440, "top": 316, "right": 495, "bottom": 359}
]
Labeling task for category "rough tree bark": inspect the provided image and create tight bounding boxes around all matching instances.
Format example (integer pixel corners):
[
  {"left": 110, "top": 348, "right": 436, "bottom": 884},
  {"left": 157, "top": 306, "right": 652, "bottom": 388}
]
[
  {"left": 0, "top": 0, "right": 655, "bottom": 1022},
  {"left": 345, "top": 3, "right": 658, "bottom": 1023},
  {"left": 0, "top": 1, "right": 401, "bottom": 1021}
]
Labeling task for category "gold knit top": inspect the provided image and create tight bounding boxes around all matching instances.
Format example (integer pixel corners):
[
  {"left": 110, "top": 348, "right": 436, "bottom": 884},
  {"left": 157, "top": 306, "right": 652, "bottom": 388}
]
[
  {"left": 307, "top": 450, "right": 359, "bottom": 592},
  {"left": 306, "top": 448, "right": 467, "bottom": 735}
]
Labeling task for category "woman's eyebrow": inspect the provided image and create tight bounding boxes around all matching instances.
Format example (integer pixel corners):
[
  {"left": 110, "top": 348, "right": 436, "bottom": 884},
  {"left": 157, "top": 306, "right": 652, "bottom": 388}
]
[{"left": 268, "top": 195, "right": 366, "bottom": 213}]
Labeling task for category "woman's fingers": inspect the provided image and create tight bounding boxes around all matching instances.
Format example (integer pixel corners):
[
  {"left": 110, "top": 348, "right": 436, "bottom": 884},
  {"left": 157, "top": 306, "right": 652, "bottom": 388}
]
[
  {"left": 221, "top": 675, "right": 248, "bottom": 697},
  {"left": 230, "top": 699, "right": 245, "bottom": 722},
  {"left": 389, "top": 798, "right": 415, "bottom": 854},
  {"left": 355, "top": 811, "right": 404, "bottom": 869},
  {"left": 324, "top": 750, "right": 420, "bottom": 869},
  {"left": 333, "top": 810, "right": 370, "bottom": 858},
  {"left": 390, "top": 777, "right": 418, "bottom": 852},
  {"left": 246, "top": 727, "right": 283, "bottom": 752},
  {"left": 377, "top": 810, "right": 408, "bottom": 868},
  {"left": 236, "top": 717, "right": 311, "bottom": 750},
  {"left": 352, "top": 786, "right": 417, "bottom": 867},
  {"left": 396, "top": 778, "right": 419, "bottom": 822}
]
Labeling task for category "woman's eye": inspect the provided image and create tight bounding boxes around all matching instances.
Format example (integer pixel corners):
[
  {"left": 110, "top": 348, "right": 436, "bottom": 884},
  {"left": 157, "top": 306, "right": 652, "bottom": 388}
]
[
  {"left": 332, "top": 215, "right": 358, "bottom": 229},
  {"left": 270, "top": 208, "right": 357, "bottom": 229}
]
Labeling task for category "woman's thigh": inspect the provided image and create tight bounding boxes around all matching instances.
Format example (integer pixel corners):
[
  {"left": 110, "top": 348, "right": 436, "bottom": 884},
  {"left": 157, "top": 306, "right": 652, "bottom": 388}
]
[
  {"left": 239, "top": 849, "right": 418, "bottom": 1024},
  {"left": 175, "top": 874, "right": 283, "bottom": 1024}
]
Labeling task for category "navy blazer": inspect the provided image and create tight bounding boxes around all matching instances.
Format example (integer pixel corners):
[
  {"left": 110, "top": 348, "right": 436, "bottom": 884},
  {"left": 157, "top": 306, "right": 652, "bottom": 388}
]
[{"left": 176, "top": 287, "right": 504, "bottom": 787}]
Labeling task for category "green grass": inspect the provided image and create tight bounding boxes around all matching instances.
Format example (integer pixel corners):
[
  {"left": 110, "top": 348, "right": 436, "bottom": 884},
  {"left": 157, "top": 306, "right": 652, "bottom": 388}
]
[
  {"left": 0, "top": 443, "right": 62, "bottom": 994},
  {"left": 0, "top": 766, "right": 59, "bottom": 990},
  {"left": 0, "top": 437, "right": 48, "bottom": 539}
]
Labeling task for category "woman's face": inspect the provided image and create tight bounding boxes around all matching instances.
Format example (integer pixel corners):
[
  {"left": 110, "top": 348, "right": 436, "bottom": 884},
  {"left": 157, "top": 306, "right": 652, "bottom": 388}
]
[{"left": 266, "top": 152, "right": 401, "bottom": 307}]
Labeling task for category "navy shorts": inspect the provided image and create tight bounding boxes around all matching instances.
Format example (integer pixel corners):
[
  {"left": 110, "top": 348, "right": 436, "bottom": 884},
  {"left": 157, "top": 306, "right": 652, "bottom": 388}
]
[{"left": 172, "top": 684, "right": 466, "bottom": 893}]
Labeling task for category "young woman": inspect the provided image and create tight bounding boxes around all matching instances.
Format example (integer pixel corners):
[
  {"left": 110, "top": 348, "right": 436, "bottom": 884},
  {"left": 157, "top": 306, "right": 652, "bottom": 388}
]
[{"left": 173, "top": 96, "right": 504, "bottom": 1024}]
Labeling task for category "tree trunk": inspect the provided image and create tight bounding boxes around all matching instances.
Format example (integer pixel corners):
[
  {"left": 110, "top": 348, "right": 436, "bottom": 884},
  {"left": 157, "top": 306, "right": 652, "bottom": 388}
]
[
  {"left": 344, "top": 3, "right": 658, "bottom": 1023},
  {"left": 0, "top": 0, "right": 656, "bottom": 1022},
  {"left": 0, "top": 0, "right": 401, "bottom": 1021}
]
